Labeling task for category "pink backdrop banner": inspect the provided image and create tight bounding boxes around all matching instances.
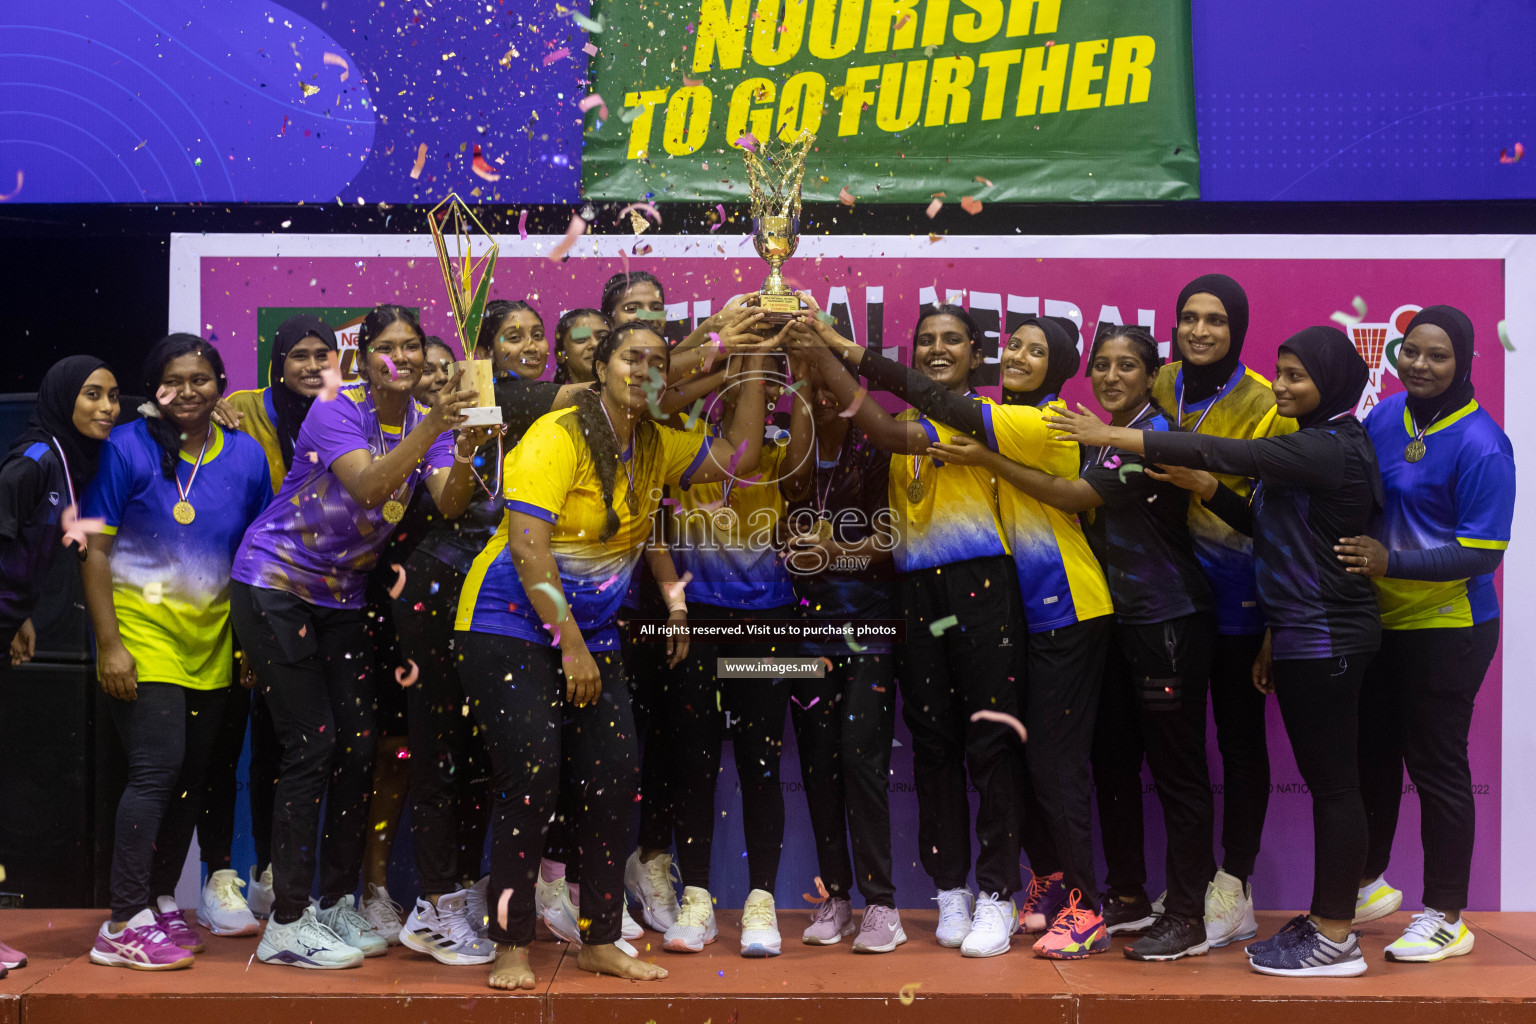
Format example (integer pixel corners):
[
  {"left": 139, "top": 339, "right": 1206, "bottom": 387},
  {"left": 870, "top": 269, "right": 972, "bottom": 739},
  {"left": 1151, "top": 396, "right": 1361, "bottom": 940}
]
[{"left": 187, "top": 237, "right": 1506, "bottom": 911}]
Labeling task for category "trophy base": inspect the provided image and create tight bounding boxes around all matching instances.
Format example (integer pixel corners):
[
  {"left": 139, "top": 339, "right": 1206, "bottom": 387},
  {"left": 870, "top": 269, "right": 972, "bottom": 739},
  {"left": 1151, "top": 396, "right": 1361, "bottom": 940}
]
[
  {"left": 753, "top": 292, "right": 806, "bottom": 325},
  {"left": 460, "top": 405, "right": 504, "bottom": 427}
]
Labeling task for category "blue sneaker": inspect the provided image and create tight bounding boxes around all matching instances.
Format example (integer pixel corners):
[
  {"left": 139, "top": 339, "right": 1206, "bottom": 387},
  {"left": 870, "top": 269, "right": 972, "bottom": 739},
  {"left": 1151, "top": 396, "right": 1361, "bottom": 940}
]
[
  {"left": 1248, "top": 918, "right": 1366, "bottom": 977},
  {"left": 1244, "top": 914, "right": 1310, "bottom": 957}
]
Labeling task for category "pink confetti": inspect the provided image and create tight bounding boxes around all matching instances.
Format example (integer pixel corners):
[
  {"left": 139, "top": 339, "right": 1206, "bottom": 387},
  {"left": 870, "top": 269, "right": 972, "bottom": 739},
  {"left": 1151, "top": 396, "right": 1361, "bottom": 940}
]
[
  {"left": 838, "top": 386, "right": 868, "bottom": 418},
  {"left": 471, "top": 145, "right": 501, "bottom": 182},
  {"left": 661, "top": 497, "right": 680, "bottom": 507},
  {"left": 925, "top": 197, "right": 943, "bottom": 219},
  {"left": 1501, "top": 142, "right": 1525, "bottom": 164},
  {"left": 395, "top": 659, "right": 420, "bottom": 687},
  {"left": 60, "top": 505, "right": 106, "bottom": 552},
  {"left": 497, "top": 888, "right": 512, "bottom": 931},
  {"left": 615, "top": 201, "right": 662, "bottom": 227},
  {"left": 710, "top": 203, "right": 726, "bottom": 231},
  {"left": 583, "top": 42, "right": 598, "bottom": 56},
  {"left": 542, "top": 48, "right": 570, "bottom": 66},
  {"left": 579, "top": 93, "right": 609, "bottom": 122},
  {"left": 700, "top": 331, "right": 723, "bottom": 372},
  {"left": 802, "top": 875, "right": 831, "bottom": 904},
  {"left": 725, "top": 437, "right": 750, "bottom": 475},
  {"left": 518, "top": 209, "right": 528, "bottom": 240},
  {"left": 972, "top": 175, "right": 994, "bottom": 187},
  {"left": 0, "top": 170, "right": 22, "bottom": 202},
  {"left": 735, "top": 133, "right": 758, "bottom": 153},
  {"left": 838, "top": 186, "right": 856, "bottom": 206},
  {"left": 596, "top": 573, "right": 622, "bottom": 593},
  {"left": 960, "top": 196, "right": 983, "bottom": 215},
  {"left": 155, "top": 384, "right": 177, "bottom": 407},
  {"left": 409, "top": 143, "right": 428, "bottom": 179},
  {"left": 388, "top": 563, "right": 407, "bottom": 598},
  {"left": 683, "top": 74, "right": 703, "bottom": 88},
  {"left": 790, "top": 695, "right": 819, "bottom": 710},
  {"left": 546, "top": 214, "right": 586, "bottom": 262},
  {"left": 323, "top": 51, "right": 351, "bottom": 81},
  {"left": 319, "top": 351, "right": 342, "bottom": 401},
  {"left": 970, "top": 709, "right": 1028, "bottom": 743},
  {"left": 381, "top": 354, "right": 400, "bottom": 380}
]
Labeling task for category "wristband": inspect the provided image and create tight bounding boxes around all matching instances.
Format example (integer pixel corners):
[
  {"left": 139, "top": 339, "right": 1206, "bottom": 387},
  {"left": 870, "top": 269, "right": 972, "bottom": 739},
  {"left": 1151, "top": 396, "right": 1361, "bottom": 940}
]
[{"left": 453, "top": 448, "right": 476, "bottom": 464}]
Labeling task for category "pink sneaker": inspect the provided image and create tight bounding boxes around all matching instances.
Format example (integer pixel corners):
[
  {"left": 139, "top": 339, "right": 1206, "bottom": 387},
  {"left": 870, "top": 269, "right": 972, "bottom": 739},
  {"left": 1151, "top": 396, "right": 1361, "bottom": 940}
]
[
  {"left": 0, "top": 937, "right": 25, "bottom": 969},
  {"left": 1032, "top": 890, "right": 1109, "bottom": 960},
  {"left": 89, "top": 909, "right": 195, "bottom": 970},
  {"left": 154, "top": 899, "right": 206, "bottom": 953},
  {"left": 1019, "top": 870, "right": 1066, "bottom": 933}
]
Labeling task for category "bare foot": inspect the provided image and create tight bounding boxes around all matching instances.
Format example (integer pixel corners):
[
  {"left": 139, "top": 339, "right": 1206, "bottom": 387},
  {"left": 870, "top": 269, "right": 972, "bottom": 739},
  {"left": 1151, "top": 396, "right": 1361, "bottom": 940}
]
[
  {"left": 488, "top": 945, "right": 536, "bottom": 990},
  {"left": 576, "top": 942, "right": 668, "bottom": 981}
]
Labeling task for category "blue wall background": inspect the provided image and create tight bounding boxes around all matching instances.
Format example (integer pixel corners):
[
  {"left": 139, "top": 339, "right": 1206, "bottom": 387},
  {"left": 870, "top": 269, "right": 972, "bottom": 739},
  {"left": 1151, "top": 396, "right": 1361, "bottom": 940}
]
[{"left": 2, "top": 0, "right": 1531, "bottom": 204}]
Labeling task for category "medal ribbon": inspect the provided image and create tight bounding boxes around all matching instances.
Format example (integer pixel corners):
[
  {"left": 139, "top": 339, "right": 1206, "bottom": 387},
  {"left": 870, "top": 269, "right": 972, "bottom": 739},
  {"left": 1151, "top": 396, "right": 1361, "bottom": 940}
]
[
  {"left": 174, "top": 425, "right": 213, "bottom": 510},
  {"left": 369, "top": 389, "right": 418, "bottom": 512}
]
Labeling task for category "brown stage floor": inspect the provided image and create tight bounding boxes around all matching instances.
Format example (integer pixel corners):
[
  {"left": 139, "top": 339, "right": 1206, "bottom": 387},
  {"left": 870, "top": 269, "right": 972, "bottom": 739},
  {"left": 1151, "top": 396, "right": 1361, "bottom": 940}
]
[{"left": 2, "top": 907, "right": 1534, "bottom": 1024}]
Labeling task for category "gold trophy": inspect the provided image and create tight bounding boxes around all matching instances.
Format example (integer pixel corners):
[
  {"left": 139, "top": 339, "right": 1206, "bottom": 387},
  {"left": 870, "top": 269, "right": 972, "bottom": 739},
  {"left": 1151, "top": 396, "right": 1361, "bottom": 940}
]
[
  {"left": 743, "top": 129, "right": 816, "bottom": 324},
  {"left": 427, "top": 193, "right": 502, "bottom": 426}
]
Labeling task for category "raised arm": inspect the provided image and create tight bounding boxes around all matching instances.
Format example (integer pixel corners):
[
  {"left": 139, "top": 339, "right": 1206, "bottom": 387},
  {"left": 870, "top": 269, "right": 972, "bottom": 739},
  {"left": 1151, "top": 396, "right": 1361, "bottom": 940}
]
[
  {"left": 785, "top": 324, "right": 926, "bottom": 455},
  {"left": 686, "top": 357, "right": 767, "bottom": 485},
  {"left": 330, "top": 371, "right": 478, "bottom": 510},
  {"left": 927, "top": 433, "right": 1101, "bottom": 513}
]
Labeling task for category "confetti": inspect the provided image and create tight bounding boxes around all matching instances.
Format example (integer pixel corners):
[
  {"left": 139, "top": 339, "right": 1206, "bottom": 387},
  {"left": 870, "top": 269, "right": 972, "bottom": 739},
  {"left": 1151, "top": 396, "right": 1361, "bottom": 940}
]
[
  {"left": 597, "top": 572, "right": 623, "bottom": 592},
  {"left": 973, "top": 175, "right": 994, "bottom": 187},
  {"left": 1499, "top": 142, "right": 1525, "bottom": 164},
  {"left": 583, "top": 42, "right": 599, "bottom": 56},
  {"left": 898, "top": 982, "right": 922, "bottom": 1005},
  {"left": 1117, "top": 463, "right": 1144, "bottom": 483},
  {"left": 895, "top": 12, "right": 912, "bottom": 29},
  {"left": 0, "top": 170, "right": 23, "bottom": 201},
  {"left": 683, "top": 398, "right": 706, "bottom": 430},
  {"left": 388, "top": 563, "right": 407, "bottom": 598},
  {"left": 801, "top": 875, "right": 831, "bottom": 904},
  {"left": 299, "top": 82, "right": 320, "bottom": 98},
  {"left": 970, "top": 709, "right": 1028, "bottom": 743},
  {"left": 471, "top": 145, "right": 501, "bottom": 182},
  {"left": 409, "top": 143, "right": 428, "bottom": 179},
  {"left": 684, "top": 74, "right": 703, "bottom": 88},
  {"left": 547, "top": 214, "right": 587, "bottom": 262},
  {"left": 790, "top": 695, "right": 820, "bottom": 711},
  {"left": 635, "top": 309, "right": 666, "bottom": 321},
  {"left": 518, "top": 208, "right": 529, "bottom": 240},
  {"left": 1330, "top": 295, "right": 1367, "bottom": 329},
  {"left": 928, "top": 614, "right": 959, "bottom": 636},
  {"left": 844, "top": 634, "right": 868, "bottom": 654},
  {"left": 711, "top": 203, "right": 727, "bottom": 231},
  {"left": 925, "top": 197, "right": 943, "bottom": 218},
  {"left": 572, "top": 10, "right": 604, "bottom": 32},
  {"left": 839, "top": 186, "right": 856, "bottom": 206},
  {"left": 395, "top": 659, "right": 420, "bottom": 687},
  {"left": 319, "top": 350, "right": 343, "bottom": 401},
  {"left": 142, "top": 581, "right": 164, "bottom": 605},
  {"left": 543, "top": 48, "right": 571, "bottom": 66},
  {"left": 960, "top": 196, "right": 983, "bottom": 215},
  {"left": 61, "top": 505, "right": 106, "bottom": 552},
  {"left": 154, "top": 384, "right": 177, "bottom": 408},
  {"left": 736, "top": 133, "right": 759, "bottom": 153},
  {"left": 381, "top": 354, "right": 400, "bottom": 380},
  {"left": 497, "top": 888, "right": 512, "bottom": 931},
  {"left": 616, "top": 201, "right": 663, "bottom": 227},
  {"left": 838, "top": 386, "right": 868, "bottom": 418},
  {"left": 532, "top": 582, "right": 570, "bottom": 621},
  {"left": 323, "top": 52, "right": 350, "bottom": 81},
  {"left": 1498, "top": 319, "right": 1515, "bottom": 352},
  {"left": 579, "top": 93, "right": 609, "bottom": 122},
  {"left": 569, "top": 326, "right": 595, "bottom": 339}
]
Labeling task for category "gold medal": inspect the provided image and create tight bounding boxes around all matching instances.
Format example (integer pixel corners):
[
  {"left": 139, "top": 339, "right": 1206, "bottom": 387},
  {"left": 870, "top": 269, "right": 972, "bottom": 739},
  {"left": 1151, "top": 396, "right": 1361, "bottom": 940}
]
[
  {"left": 382, "top": 499, "right": 406, "bottom": 524},
  {"left": 1404, "top": 439, "right": 1426, "bottom": 463},
  {"left": 907, "top": 477, "right": 926, "bottom": 504},
  {"left": 714, "top": 506, "right": 739, "bottom": 533},
  {"left": 814, "top": 518, "right": 834, "bottom": 542},
  {"left": 172, "top": 500, "right": 196, "bottom": 525}
]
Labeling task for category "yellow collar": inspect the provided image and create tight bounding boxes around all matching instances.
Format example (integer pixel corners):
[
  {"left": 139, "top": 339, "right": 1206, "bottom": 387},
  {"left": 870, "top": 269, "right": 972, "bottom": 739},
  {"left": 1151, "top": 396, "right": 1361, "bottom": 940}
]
[{"left": 1401, "top": 399, "right": 1477, "bottom": 439}]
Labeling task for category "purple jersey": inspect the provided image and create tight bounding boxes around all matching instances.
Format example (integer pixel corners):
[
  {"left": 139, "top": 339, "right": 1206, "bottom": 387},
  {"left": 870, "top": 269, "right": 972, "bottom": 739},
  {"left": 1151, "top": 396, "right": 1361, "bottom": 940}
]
[{"left": 232, "top": 384, "right": 454, "bottom": 608}]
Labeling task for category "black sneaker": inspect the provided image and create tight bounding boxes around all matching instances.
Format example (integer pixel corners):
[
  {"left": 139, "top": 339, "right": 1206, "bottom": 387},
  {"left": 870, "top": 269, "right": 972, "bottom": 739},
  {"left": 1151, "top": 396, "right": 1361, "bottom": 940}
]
[
  {"left": 1102, "top": 892, "right": 1157, "bottom": 935},
  {"left": 1124, "top": 913, "right": 1210, "bottom": 962}
]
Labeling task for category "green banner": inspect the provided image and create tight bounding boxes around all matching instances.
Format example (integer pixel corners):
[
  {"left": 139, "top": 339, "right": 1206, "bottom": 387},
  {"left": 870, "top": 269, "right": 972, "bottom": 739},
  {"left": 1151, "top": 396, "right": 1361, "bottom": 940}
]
[{"left": 582, "top": 0, "right": 1198, "bottom": 203}]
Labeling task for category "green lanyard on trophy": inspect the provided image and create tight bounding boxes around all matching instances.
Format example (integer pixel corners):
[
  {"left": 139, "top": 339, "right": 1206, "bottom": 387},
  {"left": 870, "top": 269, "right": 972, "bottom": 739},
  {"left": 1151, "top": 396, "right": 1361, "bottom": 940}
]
[{"left": 742, "top": 130, "right": 816, "bottom": 325}]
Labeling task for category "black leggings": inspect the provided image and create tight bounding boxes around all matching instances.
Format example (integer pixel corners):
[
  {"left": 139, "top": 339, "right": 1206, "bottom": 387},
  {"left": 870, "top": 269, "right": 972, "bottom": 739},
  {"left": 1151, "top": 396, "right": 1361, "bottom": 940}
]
[
  {"left": 107, "top": 681, "right": 226, "bottom": 921},
  {"left": 397, "top": 550, "right": 491, "bottom": 894},
  {"left": 791, "top": 653, "right": 897, "bottom": 907},
  {"left": 1209, "top": 632, "right": 1270, "bottom": 878},
  {"left": 899, "top": 557, "right": 1026, "bottom": 899},
  {"left": 1273, "top": 652, "right": 1372, "bottom": 921},
  {"left": 230, "top": 581, "right": 376, "bottom": 923},
  {"left": 199, "top": 681, "right": 251, "bottom": 872},
  {"left": 459, "top": 631, "right": 637, "bottom": 946},
  {"left": 1360, "top": 620, "right": 1498, "bottom": 914},
  {"left": 626, "top": 603, "right": 676, "bottom": 864},
  {"left": 641, "top": 602, "right": 794, "bottom": 892}
]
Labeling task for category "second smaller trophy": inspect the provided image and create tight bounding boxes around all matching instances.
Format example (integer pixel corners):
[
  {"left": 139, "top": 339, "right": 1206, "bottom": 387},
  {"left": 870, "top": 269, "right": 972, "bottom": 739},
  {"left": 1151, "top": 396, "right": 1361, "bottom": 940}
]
[{"left": 743, "top": 129, "right": 816, "bottom": 323}]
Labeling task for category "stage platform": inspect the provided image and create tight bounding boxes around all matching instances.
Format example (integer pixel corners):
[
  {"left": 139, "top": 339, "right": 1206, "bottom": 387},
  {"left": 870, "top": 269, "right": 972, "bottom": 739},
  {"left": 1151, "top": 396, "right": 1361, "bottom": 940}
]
[{"left": 2, "top": 908, "right": 1534, "bottom": 1024}]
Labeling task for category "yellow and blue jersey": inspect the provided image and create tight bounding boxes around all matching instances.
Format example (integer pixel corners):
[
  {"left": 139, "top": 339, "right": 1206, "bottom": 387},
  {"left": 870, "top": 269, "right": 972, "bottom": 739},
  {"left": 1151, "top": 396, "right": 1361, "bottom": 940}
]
[
  {"left": 668, "top": 421, "right": 795, "bottom": 610},
  {"left": 84, "top": 421, "right": 272, "bottom": 689},
  {"left": 980, "top": 400, "right": 1113, "bottom": 631},
  {"left": 1365, "top": 393, "right": 1514, "bottom": 630},
  {"left": 889, "top": 403, "right": 1010, "bottom": 574},
  {"left": 1152, "top": 362, "right": 1296, "bottom": 635},
  {"left": 456, "top": 407, "right": 712, "bottom": 649},
  {"left": 224, "top": 387, "right": 286, "bottom": 494}
]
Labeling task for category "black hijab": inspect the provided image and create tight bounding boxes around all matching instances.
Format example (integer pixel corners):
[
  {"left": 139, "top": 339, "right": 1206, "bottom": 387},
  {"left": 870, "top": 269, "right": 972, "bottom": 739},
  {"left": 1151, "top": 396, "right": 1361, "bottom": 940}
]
[
  {"left": 1401, "top": 305, "right": 1476, "bottom": 425},
  {"left": 1176, "top": 273, "right": 1250, "bottom": 404},
  {"left": 269, "top": 315, "right": 337, "bottom": 469},
  {"left": 3, "top": 355, "right": 112, "bottom": 492},
  {"left": 1002, "top": 315, "right": 1081, "bottom": 407},
  {"left": 1278, "top": 326, "right": 1370, "bottom": 430}
]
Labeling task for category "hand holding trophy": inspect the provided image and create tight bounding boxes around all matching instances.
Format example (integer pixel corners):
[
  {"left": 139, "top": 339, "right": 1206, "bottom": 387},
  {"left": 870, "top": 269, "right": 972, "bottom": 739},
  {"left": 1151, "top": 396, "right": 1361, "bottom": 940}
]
[{"left": 743, "top": 129, "right": 816, "bottom": 324}]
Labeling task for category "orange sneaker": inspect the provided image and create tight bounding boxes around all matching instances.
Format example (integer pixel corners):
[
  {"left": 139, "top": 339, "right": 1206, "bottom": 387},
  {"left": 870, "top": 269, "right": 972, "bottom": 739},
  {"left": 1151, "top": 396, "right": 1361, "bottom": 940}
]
[{"left": 1032, "top": 890, "right": 1109, "bottom": 960}]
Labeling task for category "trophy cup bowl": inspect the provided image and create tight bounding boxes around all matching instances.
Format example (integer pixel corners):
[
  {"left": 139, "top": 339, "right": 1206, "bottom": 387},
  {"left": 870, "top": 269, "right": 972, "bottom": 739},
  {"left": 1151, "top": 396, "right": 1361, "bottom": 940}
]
[
  {"left": 457, "top": 357, "right": 503, "bottom": 428},
  {"left": 743, "top": 131, "right": 816, "bottom": 325}
]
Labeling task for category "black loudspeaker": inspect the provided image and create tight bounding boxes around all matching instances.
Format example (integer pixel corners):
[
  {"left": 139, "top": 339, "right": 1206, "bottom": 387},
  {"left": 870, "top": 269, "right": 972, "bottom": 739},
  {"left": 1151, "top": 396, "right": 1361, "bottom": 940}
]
[{"left": 0, "top": 660, "right": 97, "bottom": 907}]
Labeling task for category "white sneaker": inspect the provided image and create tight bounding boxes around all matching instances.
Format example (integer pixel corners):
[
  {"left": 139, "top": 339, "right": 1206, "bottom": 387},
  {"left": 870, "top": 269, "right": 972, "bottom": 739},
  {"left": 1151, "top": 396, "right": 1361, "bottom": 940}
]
[
  {"left": 625, "top": 849, "right": 682, "bottom": 932},
  {"left": 1354, "top": 876, "right": 1403, "bottom": 924},
  {"left": 360, "top": 883, "right": 404, "bottom": 946},
  {"left": 959, "top": 893, "right": 1017, "bottom": 958},
  {"left": 317, "top": 896, "right": 389, "bottom": 957},
  {"left": 465, "top": 875, "right": 490, "bottom": 937},
  {"left": 536, "top": 876, "right": 582, "bottom": 944},
  {"left": 663, "top": 885, "right": 718, "bottom": 953},
  {"left": 247, "top": 865, "right": 274, "bottom": 919},
  {"left": 1203, "top": 869, "right": 1257, "bottom": 948},
  {"left": 399, "top": 890, "right": 497, "bottom": 965},
  {"left": 1384, "top": 908, "right": 1475, "bottom": 963},
  {"left": 739, "top": 888, "right": 781, "bottom": 957},
  {"left": 197, "top": 868, "right": 260, "bottom": 937},
  {"left": 621, "top": 900, "right": 644, "bottom": 940},
  {"left": 257, "top": 906, "right": 364, "bottom": 969},
  {"left": 934, "top": 887, "right": 975, "bottom": 948}
]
